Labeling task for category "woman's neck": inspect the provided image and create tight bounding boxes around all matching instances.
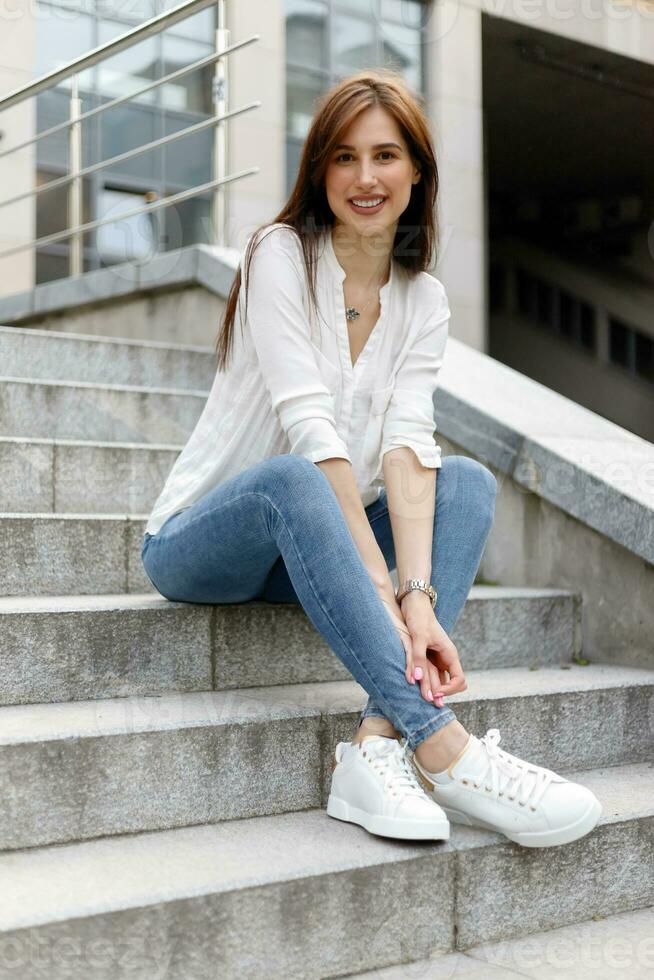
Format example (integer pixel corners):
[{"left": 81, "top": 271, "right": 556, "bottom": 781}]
[{"left": 331, "top": 224, "right": 393, "bottom": 287}]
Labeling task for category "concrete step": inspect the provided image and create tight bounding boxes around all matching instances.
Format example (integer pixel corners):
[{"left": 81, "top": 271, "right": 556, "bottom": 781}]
[
  {"left": 0, "top": 377, "right": 205, "bottom": 443},
  {"left": 0, "top": 436, "right": 180, "bottom": 514},
  {"left": 351, "top": 906, "right": 654, "bottom": 978},
  {"left": 0, "top": 761, "right": 651, "bottom": 978},
  {"left": 0, "top": 587, "right": 581, "bottom": 705},
  {"left": 0, "top": 514, "right": 150, "bottom": 595},
  {"left": 0, "top": 664, "right": 651, "bottom": 850},
  {"left": 0, "top": 324, "right": 215, "bottom": 390}
]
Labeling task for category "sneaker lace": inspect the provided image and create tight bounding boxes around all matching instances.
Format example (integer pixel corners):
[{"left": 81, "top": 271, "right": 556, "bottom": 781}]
[
  {"left": 477, "top": 729, "right": 553, "bottom": 809},
  {"left": 363, "top": 739, "right": 429, "bottom": 800}
]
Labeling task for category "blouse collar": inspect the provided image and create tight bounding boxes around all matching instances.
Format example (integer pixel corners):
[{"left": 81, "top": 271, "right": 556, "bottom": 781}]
[{"left": 322, "top": 225, "right": 395, "bottom": 297}]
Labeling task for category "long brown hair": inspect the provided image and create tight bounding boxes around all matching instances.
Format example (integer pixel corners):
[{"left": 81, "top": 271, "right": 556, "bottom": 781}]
[{"left": 214, "top": 68, "right": 440, "bottom": 372}]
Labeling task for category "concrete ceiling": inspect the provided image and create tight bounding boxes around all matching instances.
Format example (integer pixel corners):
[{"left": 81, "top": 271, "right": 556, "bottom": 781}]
[{"left": 482, "top": 14, "right": 654, "bottom": 202}]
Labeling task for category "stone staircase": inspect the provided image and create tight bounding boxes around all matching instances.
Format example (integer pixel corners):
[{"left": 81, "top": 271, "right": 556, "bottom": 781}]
[{"left": 0, "top": 323, "right": 652, "bottom": 979}]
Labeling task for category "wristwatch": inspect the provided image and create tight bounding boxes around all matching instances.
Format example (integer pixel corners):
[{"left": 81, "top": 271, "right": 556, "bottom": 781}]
[{"left": 396, "top": 578, "right": 437, "bottom": 608}]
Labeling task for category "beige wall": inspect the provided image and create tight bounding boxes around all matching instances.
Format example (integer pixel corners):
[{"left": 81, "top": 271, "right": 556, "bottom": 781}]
[
  {"left": 226, "top": 0, "right": 286, "bottom": 254},
  {"left": 2, "top": 0, "right": 654, "bottom": 325},
  {"left": 0, "top": 0, "right": 35, "bottom": 296},
  {"left": 427, "top": 2, "right": 486, "bottom": 352}
]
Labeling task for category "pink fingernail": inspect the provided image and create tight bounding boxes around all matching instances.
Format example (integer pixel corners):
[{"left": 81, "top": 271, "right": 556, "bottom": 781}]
[
  {"left": 427, "top": 690, "right": 434, "bottom": 701},
  {"left": 435, "top": 696, "right": 445, "bottom": 707},
  {"left": 414, "top": 667, "right": 423, "bottom": 680}
]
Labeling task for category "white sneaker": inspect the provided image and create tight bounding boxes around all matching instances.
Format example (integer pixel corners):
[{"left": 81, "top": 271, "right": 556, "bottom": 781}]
[
  {"left": 327, "top": 734, "right": 450, "bottom": 841},
  {"left": 411, "top": 728, "right": 602, "bottom": 848}
]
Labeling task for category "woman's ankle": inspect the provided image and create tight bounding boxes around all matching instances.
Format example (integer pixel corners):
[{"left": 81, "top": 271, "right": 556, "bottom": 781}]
[
  {"left": 414, "top": 720, "right": 470, "bottom": 773},
  {"left": 352, "top": 716, "right": 399, "bottom": 745}
]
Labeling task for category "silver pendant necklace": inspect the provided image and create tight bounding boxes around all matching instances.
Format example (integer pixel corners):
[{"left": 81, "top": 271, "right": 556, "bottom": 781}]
[{"left": 344, "top": 272, "right": 387, "bottom": 321}]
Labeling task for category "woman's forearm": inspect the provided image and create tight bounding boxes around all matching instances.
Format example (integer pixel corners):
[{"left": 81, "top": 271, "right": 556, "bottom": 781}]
[
  {"left": 382, "top": 447, "right": 437, "bottom": 585},
  {"left": 315, "top": 457, "right": 391, "bottom": 589}
]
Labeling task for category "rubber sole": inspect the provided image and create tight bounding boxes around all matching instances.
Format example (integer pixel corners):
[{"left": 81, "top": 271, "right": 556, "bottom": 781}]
[
  {"left": 440, "top": 796, "right": 603, "bottom": 848},
  {"left": 327, "top": 793, "right": 450, "bottom": 841}
]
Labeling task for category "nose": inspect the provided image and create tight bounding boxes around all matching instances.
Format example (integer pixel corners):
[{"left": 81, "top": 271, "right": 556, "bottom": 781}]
[{"left": 355, "top": 158, "right": 377, "bottom": 187}]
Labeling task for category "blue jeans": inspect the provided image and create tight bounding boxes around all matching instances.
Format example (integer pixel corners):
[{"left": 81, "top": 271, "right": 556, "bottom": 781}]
[{"left": 141, "top": 453, "right": 497, "bottom": 752}]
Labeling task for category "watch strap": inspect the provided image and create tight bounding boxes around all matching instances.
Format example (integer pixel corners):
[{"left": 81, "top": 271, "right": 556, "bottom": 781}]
[{"left": 395, "top": 578, "right": 437, "bottom": 608}]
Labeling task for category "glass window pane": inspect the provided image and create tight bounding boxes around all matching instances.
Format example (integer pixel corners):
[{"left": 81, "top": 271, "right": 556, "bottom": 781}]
[
  {"left": 157, "top": 0, "right": 216, "bottom": 42},
  {"left": 635, "top": 331, "right": 654, "bottom": 382},
  {"left": 163, "top": 194, "right": 211, "bottom": 249},
  {"left": 161, "top": 36, "right": 213, "bottom": 114},
  {"left": 333, "top": 0, "right": 377, "bottom": 14},
  {"left": 36, "top": 250, "right": 70, "bottom": 284},
  {"left": 97, "top": 24, "right": 160, "bottom": 106},
  {"left": 333, "top": 14, "right": 376, "bottom": 73},
  {"left": 579, "top": 302, "right": 596, "bottom": 351},
  {"left": 98, "top": 101, "right": 158, "bottom": 183},
  {"left": 34, "top": 4, "right": 95, "bottom": 91},
  {"left": 609, "top": 319, "right": 630, "bottom": 368},
  {"left": 286, "top": 67, "right": 325, "bottom": 140},
  {"left": 163, "top": 119, "right": 212, "bottom": 187},
  {"left": 285, "top": 0, "right": 328, "bottom": 71},
  {"left": 558, "top": 290, "right": 574, "bottom": 337},
  {"left": 96, "top": 0, "right": 155, "bottom": 23},
  {"left": 36, "top": 90, "right": 95, "bottom": 171},
  {"left": 96, "top": 187, "right": 158, "bottom": 261},
  {"left": 286, "top": 136, "right": 304, "bottom": 197},
  {"left": 36, "top": 247, "right": 93, "bottom": 283},
  {"left": 381, "top": 0, "right": 423, "bottom": 27},
  {"left": 380, "top": 21, "right": 422, "bottom": 90},
  {"left": 36, "top": 169, "right": 92, "bottom": 237}
]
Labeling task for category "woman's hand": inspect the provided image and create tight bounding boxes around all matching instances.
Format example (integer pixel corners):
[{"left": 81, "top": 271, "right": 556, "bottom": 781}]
[
  {"left": 375, "top": 580, "right": 466, "bottom": 705},
  {"left": 398, "top": 591, "right": 467, "bottom": 706}
]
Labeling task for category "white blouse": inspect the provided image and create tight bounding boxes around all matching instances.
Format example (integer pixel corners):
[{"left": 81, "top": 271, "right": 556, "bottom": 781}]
[{"left": 145, "top": 222, "right": 451, "bottom": 536}]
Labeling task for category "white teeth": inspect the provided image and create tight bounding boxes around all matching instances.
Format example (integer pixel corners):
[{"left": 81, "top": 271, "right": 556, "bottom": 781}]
[{"left": 351, "top": 198, "right": 384, "bottom": 208}]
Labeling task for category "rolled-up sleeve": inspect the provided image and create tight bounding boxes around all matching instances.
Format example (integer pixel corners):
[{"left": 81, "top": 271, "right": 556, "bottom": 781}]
[
  {"left": 244, "top": 226, "right": 352, "bottom": 465},
  {"left": 374, "top": 280, "right": 450, "bottom": 479}
]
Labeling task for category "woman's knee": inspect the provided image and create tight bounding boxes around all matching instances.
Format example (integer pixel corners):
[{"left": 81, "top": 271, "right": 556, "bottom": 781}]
[
  {"left": 438, "top": 455, "right": 497, "bottom": 522},
  {"left": 261, "top": 453, "right": 327, "bottom": 490},
  {"left": 256, "top": 453, "right": 334, "bottom": 514}
]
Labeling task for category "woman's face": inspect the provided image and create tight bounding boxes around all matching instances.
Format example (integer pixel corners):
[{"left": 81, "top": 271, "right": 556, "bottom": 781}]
[{"left": 324, "top": 105, "right": 420, "bottom": 242}]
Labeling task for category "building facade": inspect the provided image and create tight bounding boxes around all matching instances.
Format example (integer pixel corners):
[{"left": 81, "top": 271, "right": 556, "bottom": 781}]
[{"left": 0, "top": 0, "right": 652, "bottom": 437}]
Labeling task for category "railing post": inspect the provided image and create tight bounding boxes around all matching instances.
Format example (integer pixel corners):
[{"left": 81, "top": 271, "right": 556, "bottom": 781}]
[
  {"left": 68, "top": 74, "right": 83, "bottom": 276},
  {"left": 212, "top": 0, "right": 229, "bottom": 248}
]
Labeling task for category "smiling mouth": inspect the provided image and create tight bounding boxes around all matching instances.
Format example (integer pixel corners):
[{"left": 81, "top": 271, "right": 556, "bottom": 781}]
[{"left": 348, "top": 197, "right": 387, "bottom": 214}]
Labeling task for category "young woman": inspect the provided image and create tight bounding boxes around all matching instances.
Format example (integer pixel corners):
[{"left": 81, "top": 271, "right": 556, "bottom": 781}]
[{"left": 141, "top": 69, "right": 602, "bottom": 848}]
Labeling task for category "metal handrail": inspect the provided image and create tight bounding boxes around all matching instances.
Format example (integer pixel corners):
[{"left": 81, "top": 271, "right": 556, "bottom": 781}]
[
  {"left": 0, "top": 170, "right": 257, "bottom": 260},
  {"left": 0, "top": 34, "right": 259, "bottom": 162},
  {"left": 0, "top": 101, "right": 260, "bottom": 210},
  {"left": 0, "top": 0, "right": 219, "bottom": 112},
  {"left": 0, "top": 0, "right": 260, "bottom": 271}
]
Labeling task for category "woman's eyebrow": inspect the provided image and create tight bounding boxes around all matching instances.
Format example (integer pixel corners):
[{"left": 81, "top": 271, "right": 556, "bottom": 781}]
[{"left": 334, "top": 142, "right": 403, "bottom": 151}]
